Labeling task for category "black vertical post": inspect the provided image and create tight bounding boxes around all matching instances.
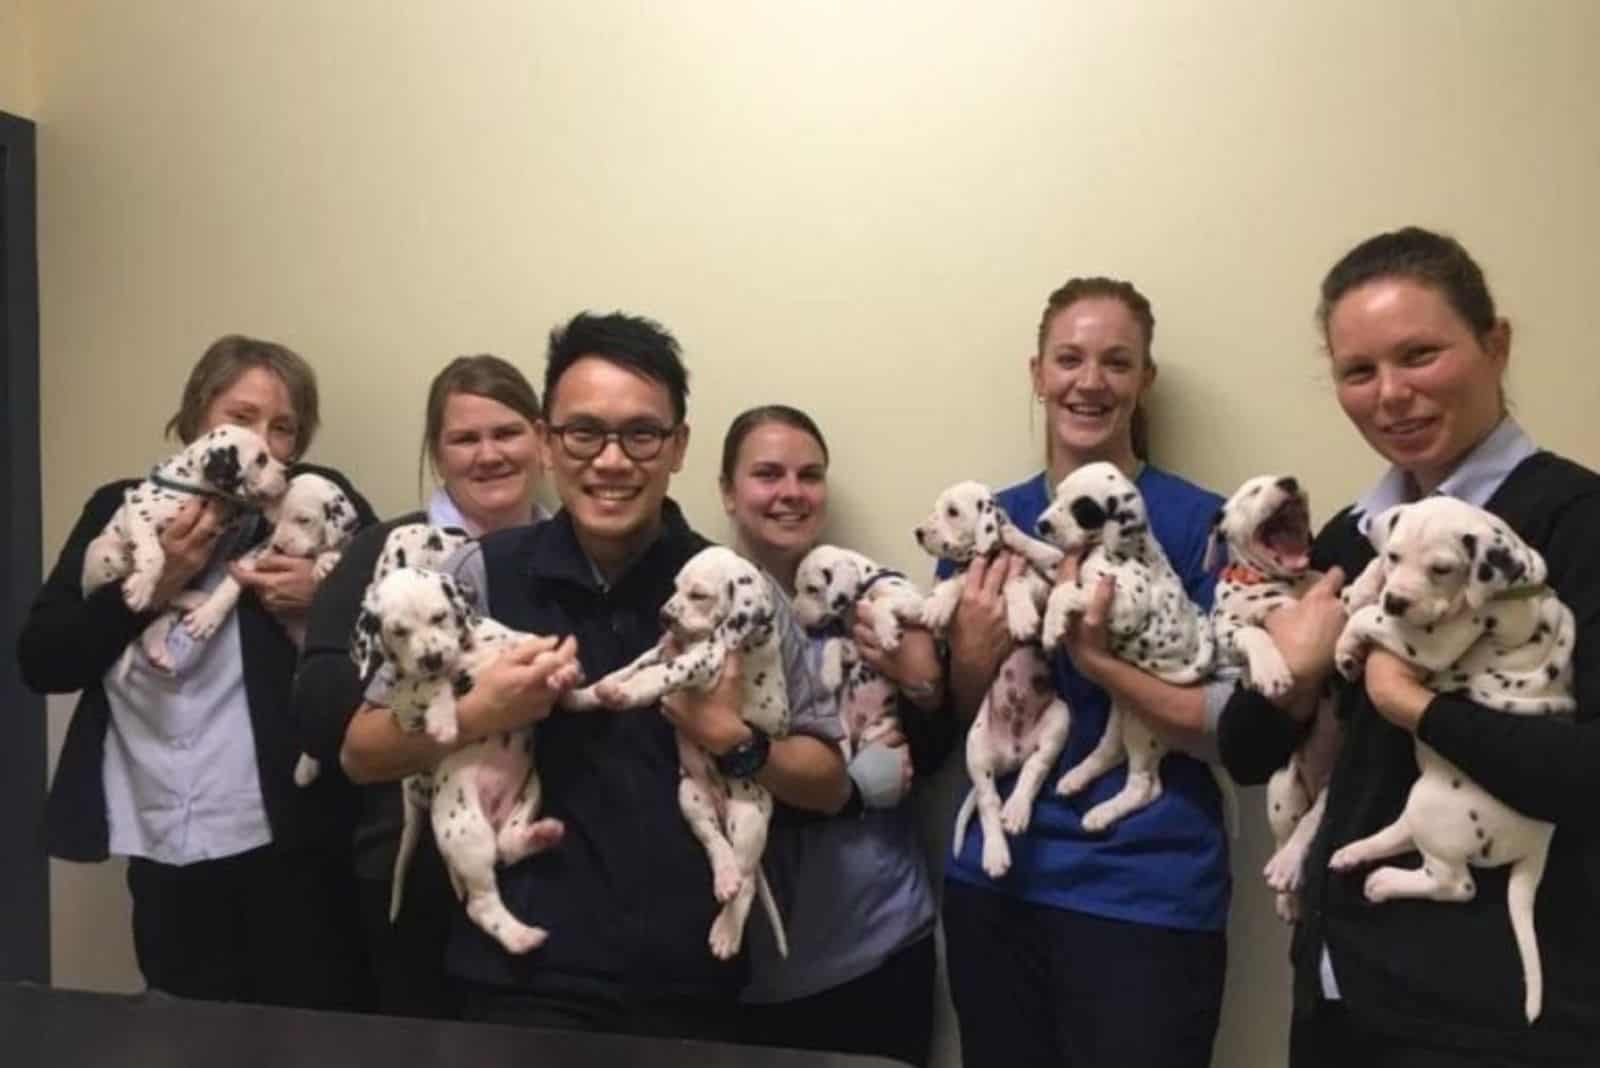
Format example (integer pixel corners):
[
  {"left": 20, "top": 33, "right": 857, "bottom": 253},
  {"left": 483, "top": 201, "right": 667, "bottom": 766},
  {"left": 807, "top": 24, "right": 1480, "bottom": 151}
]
[{"left": 0, "top": 108, "right": 48, "bottom": 983}]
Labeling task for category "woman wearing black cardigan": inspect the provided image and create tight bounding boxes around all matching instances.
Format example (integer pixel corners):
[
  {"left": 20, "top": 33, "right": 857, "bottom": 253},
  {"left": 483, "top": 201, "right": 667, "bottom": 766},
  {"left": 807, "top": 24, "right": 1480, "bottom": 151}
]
[
  {"left": 18, "top": 334, "right": 375, "bottom": 1009},
  {"left": 1218, "top": 229, "right": 1600, "bottom": 1065},
  {"left": 292, "top": 354, "right": 547, "bottom": 1018}
]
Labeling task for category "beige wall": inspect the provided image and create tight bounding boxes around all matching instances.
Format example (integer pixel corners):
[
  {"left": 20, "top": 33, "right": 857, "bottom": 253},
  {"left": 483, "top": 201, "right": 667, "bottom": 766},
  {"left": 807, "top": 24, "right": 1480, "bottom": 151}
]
[
  {"left": 23, "top": 2, "right": 1600, "bottom": 1065},
  {"left": 0, "top": 0, "right": 35, "bottom": 116}
]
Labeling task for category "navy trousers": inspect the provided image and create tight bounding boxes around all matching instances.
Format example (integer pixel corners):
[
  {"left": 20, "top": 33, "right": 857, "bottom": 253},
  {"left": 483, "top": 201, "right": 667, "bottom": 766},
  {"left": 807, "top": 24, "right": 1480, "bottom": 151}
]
[{"left": 943, "top": 879, "right": 1226, "bottom": 1068}]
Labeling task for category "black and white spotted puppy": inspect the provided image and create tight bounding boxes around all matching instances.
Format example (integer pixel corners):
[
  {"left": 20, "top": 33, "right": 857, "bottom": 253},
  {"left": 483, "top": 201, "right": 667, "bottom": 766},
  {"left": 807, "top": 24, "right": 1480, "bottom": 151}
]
[
  {"left": 358, "top": 566, "right": 574, "bottom": 955},
  {"left": 1328, "top": 496, "right": 1575, "bottom": 1023},
  {"left": 349, "top": 522, "right": 474, "bottom": 701},
  {"left": 913, "top": 485, "right": 1072, "bottom": 878},
  {"left": 1206, "top": 474, "right": 1340, "bottom": 921},
  {"left": 563, "top": 546, "right": 790, "bottom": 961},
  {"left": 1036, "top": 461, "right": 1216, "bottom": 832},
  {"left": 792, "top": 545, "right": 925, "bottom": 758},
  {"left": 81, "top": 424, "right": 289, "bottom": 613}
]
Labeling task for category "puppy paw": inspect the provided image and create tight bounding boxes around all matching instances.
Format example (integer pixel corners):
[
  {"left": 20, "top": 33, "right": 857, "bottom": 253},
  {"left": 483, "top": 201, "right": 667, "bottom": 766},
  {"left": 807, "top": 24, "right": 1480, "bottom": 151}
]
[
  {"left": 1054, "top": 767, "right": 1091, "bottom": 798},
  {"left": 708, "top": 908, "right": 746, "bottom": 960},
  {"left": 292, "top": 754, "right": 321, "bottom": 787},
  {"left": 1263, "top": 841, "right": 1307, "bottom": 893},
  {"left": 1363, "top": 866, "right": 1411, "bottom": 903},
  {"left": 498, "top": 817, "right": 564, "bottom": 864},
  {"left": 981, "top": 833, "right": 1012, "bottom": 879},
  {"left": 1327, "top": 843, "right": 1365, "bottom": 872},
  {"left": 182, "top": 604, "right": 228, "bottom": 641},
  {"left": 999, "top": 793, "right": 1034, "bottom": 836},
  {"left": 424, "top": 706, "right": 460, "bottom": 745},
  {"left": 712, "top": 861, "right": 744, "bottom": 904},
  {"left": 312, "top": 552, "right": 341, "bottom": 582},
  {"left": 1008, "top": 605, "right": 1041, "bottom": 643},
  {"left": 122, "top": 571, "right": 158, "bottom": 614},
  {"left": 1080, "top": 803, "right": 1119, "bottom": 834},
  {"left": 561, "top": 686, "right": 603, "bottom": 711},
  {"left": 1249, "top": 660, "right": 1295, "bottom": 700},
  {"left": 497, "top": 924, "right": 549, "bottom": 956}
]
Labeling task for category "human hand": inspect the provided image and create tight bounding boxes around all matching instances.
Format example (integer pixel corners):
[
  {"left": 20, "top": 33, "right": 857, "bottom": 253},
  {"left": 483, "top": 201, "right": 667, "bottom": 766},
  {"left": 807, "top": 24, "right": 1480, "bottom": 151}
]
[
  {"left": 230, "top": 551, "right": 319, "bottom": 619},
  {"left": 460, "top": 635, "right": 581, "bottom": 736},
  {"left": 145, "top": 498, "right": 226, "bottom": 609},
  {"left": 1263, "top": 567, "right": 1347, "bottom": 704},
  {"left": 661, "top": 649, "right": 752, "bottom": 754}
]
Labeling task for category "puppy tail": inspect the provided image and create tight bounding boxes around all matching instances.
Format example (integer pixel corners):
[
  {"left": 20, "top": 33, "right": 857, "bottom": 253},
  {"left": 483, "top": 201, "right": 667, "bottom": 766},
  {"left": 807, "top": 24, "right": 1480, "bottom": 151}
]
[
  {"left": 755, "top": 868, "right": 789, "bottom": 960},
  {"left": 952, "top": 788, "right": 977, "bottom": 858},
  {"left": 389, "top": 789, "right": 422, "bottom": 923},
  {"left": 1507, "top": 830, "right": 1553, "bottom": 1023}
]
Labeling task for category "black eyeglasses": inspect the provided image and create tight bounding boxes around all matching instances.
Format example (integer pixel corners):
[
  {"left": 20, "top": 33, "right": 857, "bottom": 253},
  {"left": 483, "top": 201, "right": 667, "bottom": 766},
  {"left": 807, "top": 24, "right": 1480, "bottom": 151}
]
[{"left": 547, "top": 420, "right": 678, "bottom": 462}]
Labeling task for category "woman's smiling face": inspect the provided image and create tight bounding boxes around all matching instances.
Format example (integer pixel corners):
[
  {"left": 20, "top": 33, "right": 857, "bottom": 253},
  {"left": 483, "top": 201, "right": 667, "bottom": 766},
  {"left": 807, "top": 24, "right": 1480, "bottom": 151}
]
[{"left": 721, "top": 421, "right": 829, "bottom": 561}]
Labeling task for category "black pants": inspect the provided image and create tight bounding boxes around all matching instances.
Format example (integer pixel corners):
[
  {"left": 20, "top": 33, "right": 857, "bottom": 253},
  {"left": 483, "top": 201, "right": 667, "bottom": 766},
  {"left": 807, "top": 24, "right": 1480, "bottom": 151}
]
[
  {"left": 943, "top": 880, "right": 1226, "bottom": 1068},
  {"left": 355, "top": 837, "right": 462, "bottom": 1019},
  {"left": 126, "top": 843, "right": 368, "bottom": 1011},
  {"left": 1290, "top": 999, "right": 1584, "bottom": 1068},
  {"left": 738, "top": 933, "right": 936, "bottom": 1068},
  {"left": 462, "top": 984, "right": 737, "bottom": 1042}
]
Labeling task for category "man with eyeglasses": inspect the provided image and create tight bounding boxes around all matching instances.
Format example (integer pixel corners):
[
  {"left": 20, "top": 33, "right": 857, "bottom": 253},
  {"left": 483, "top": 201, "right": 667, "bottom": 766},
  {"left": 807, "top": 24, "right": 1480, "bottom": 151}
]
[{"left": 422, "top": 311, "right": 849, "bottom": 1037}]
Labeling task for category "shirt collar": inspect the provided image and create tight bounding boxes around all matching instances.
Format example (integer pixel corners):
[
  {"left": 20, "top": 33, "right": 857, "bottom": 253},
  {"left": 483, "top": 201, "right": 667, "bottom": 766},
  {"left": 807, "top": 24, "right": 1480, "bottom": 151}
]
[
  {"left": 530, "top": 497, "right": 698, "bottom": 592},
  {"left": 427, "top": 486, "right": 548, "bottom": 537},
  {"left": 1354, "top": 417, "right": 1536, "bottom": 535}
]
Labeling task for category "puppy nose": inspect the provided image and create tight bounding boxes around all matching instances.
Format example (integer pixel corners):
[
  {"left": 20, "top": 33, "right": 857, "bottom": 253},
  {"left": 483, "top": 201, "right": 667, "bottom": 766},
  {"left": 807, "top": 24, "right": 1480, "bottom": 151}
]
[
  {"left": 1037, "top": 518, "right": 1054, "bottom": 536},
  {"left": 418, "top": 651, "right": 444, "bottom": 674},
  {"left": 1383, "top": 594, "right": 1410, "bottom": 617},
  {"left": 1276, "top": 476, "right": 1300, "bottom": 495},
  {"left": 914, "top": 527, "right": 927, "bottom": 545},
  {"left": 660, "top": 606, "right": 674, "bottom": 627}
]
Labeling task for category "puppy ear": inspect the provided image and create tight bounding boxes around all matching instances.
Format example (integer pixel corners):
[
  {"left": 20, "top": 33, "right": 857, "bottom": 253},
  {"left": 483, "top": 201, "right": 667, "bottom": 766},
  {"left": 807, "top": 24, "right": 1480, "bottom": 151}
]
[
  {"left": 716, "top": 569, "right": 776, "bottom": 651},
  {"left": 1203, "top": 508, "right": 1228, "bottom": 571},
  {"left": 350, "top": 599, "right": 386, "bottom": 685},
  {"left": 974, "top": 497, "right": 1003, "bottom": 555},
  {"left": 1463, "top": 522, "right": 1546, "bottom": 609},
  {"left": 1366, "top": 505, "right": 1403, "bottom": 555},
  {"left": 324, "top": 490, "right": 359, "bottom": 538}
]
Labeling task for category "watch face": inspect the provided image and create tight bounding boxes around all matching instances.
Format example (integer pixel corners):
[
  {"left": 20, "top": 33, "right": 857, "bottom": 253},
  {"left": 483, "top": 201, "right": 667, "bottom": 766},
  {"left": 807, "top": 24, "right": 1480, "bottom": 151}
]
[{"left": 716, "top": 728, "right": 770, "bottom": 778}]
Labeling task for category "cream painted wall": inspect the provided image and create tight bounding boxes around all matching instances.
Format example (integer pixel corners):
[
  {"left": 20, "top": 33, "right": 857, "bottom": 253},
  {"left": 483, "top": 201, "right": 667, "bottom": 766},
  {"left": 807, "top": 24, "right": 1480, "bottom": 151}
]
[
  {"left": 0, "top": 0, "right": 35, "bottom": 116},
  {"left": 22, "top": 2, "right": 1600, "bottom": 1065}
]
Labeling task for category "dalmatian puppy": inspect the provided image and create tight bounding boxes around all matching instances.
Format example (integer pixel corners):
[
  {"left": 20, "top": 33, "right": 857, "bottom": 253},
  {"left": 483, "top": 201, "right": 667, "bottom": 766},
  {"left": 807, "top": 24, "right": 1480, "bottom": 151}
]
[
  {"left": 792, "top": 545, "right": 926, "bottom": 758},
  {"left": 951, "top": 644, "right": 1072, "bottom": 877},
  {"left": 915, "top": 481, "right": 1063, "bottom": 642},
  {"left": 1328, "top": 496, "right": 1575, "bottom": 1023},
  {"left": 563, "top": 546, "right": 790, "bottom": 961},
  {"left": 1204, "top": 475, "right": 1342, "bottom": 920},
  {"left": 913, "top": 488, "right": 1072, "bottom": 877},
  {"left": 359, "top": 566, "right": 575, "bottom": 955},
  {"left": 1036, "top": 462, "right": 1216, "bottom": 832},
  {"left": 81, "top": 425, "right": 289, "bottom": 613},
  {"left": 349, "top": 522, "right": 475, "bottom": 709}
]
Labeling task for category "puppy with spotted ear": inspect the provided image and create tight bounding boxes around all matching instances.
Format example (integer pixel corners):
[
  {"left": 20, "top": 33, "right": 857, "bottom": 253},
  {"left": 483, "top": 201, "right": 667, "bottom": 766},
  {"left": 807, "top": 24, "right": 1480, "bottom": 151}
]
[
  {"left": 1206, "top": 474, "right": 1341, "bottom": 921},
  {"left": 359, "top": 566, "right": 577, "bottom": 956},
  {"left": 1035, "top": 461, "right": 1216, "bottom": 833},
  {"left": 563, "top": 546, "right": 792, "bottom": 961},
  {"left": 1329, "top": 496, "right": 1575, "bottom": 1023},
  {"left": 81, "top": 424, "right": 289, "bottom": 613},
  {"left": 914, "top": 484, "right": 1073, "bottom": 879},
  {"left": 349, "top": 523, "right": 475, "bottom": 694},
  {"left": 792, "top": 545, "right": 926, "bottom": 758},
  {"left": 914, "top": 480, "right": 1062, "bottom": 640}
]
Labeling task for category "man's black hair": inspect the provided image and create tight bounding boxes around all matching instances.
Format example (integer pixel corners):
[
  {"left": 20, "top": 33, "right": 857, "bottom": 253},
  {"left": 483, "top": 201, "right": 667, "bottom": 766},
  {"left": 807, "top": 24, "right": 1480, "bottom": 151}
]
[{"left": 544, "top": 311, "right": 690, "bottom": 423}]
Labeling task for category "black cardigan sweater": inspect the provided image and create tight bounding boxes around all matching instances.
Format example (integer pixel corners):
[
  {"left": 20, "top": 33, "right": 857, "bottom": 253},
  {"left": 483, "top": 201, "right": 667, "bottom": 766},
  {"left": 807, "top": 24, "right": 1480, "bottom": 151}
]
[
  {"left": 291, "top": 510, "right": 427, "bottom": 880},
  {"left": 16, "top": 465, "right": 375, "bottom": 862},
  {"left": 1218, "top": 451, "right": 1600, "bottom": 1059}
]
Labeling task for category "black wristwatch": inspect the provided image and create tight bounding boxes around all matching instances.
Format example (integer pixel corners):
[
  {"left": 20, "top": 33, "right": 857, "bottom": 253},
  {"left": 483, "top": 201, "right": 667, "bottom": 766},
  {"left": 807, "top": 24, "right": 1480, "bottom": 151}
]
[{"left": 714, "top": 726, "right": 772, "bottom": 779}]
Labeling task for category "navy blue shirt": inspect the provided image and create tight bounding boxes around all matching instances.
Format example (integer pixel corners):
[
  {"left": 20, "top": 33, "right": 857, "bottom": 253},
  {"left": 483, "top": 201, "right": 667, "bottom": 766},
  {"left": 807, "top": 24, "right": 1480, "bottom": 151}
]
[
  {"left": 945, "top": 467, "right": 1231, "bottom": 932},
  {"left": 444, "top": 499, "right": 831, "bottom": 1003}
]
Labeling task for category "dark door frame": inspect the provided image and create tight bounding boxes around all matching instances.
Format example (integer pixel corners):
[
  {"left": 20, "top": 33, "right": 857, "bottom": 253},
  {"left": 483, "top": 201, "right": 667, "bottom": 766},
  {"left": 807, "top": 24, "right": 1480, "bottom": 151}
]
[{"left": 1, "top": 108, "right": 48, "bottom": 983}]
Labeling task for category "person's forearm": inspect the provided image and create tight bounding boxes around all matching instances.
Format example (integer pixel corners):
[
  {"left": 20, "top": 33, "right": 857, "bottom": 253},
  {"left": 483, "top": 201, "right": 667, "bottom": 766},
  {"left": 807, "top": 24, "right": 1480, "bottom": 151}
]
[
  {"left": 755, "top": 734, "right": 850, "bottom": 814},
  {"left": 338, "top": 689, "right": 500, "bottom": 784},
  {"left": 1094, "top": 658, "right": 1210, "bottom": 754}
]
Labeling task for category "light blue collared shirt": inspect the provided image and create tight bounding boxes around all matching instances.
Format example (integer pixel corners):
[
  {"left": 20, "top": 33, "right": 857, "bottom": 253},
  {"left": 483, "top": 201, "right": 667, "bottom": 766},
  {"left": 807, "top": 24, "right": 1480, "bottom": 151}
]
[
  {"left": 1353, "top": 417, "right": 1537, "bottom": 534},
  {"left": 102, "top": 562, "right": 272, "bottom": 866}
]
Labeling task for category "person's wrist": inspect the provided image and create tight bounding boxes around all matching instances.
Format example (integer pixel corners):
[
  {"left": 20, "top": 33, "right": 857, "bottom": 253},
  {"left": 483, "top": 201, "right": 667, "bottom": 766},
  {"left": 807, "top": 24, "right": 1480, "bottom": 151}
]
[{"left": 712, "top": 724, "right": 768, "bottom": 778}]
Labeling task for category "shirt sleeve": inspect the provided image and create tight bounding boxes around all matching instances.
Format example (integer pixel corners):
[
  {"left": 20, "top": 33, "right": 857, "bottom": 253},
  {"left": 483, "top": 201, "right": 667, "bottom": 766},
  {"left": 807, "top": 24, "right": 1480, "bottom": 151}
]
[{"left": 772, "top": 582, "right": 842, "bottom": 744}]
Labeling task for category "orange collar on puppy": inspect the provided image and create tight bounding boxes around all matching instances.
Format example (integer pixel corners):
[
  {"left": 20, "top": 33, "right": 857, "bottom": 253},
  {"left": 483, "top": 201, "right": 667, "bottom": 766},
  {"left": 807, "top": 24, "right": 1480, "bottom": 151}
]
[{"left": 1220, "top": 564, "right": 1271, "bottom": 586}]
